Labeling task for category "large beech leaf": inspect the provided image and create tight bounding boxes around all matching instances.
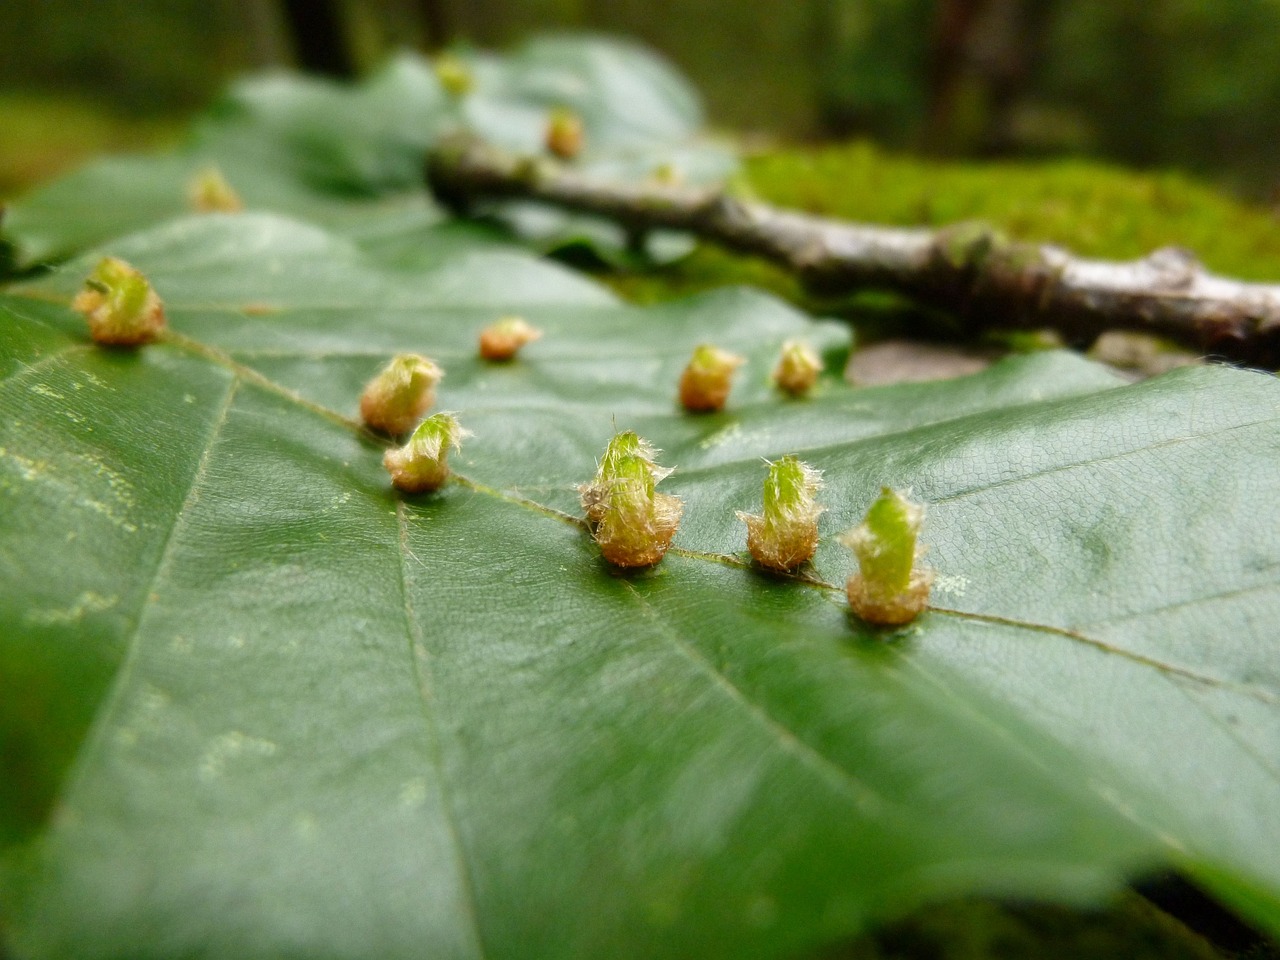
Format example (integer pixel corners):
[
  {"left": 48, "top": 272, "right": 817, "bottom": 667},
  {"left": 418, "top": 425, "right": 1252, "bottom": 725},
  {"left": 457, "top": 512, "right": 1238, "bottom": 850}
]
[
  {"left": 1, "top": 36, "right": 732, "bottom": 270},
  {"left": 2, "top": 213, "right": 1280, "bottom": 960}
]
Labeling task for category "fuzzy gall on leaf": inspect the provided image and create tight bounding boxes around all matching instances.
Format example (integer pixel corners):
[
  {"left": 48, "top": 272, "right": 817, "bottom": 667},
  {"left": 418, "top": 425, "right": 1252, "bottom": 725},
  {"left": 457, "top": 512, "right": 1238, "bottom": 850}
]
[
  {"left": 360, "top": 353, "right": 443, "bottom": 436},
  {"left": 383, "top": 412, "right": 469, "bottom": 493},
  {"left": 839, "top": 487, "right": 934, "bottom": 625},
  {"left": 71, "top": 256, "right": 166, "bottom": 346},
  {"left": 585, "top": 436, "right": 682, "bottom": 568},
  {"left": 736, "top": 456, "right": 824, "bottom": 571},
  {"left": 678, "top": 342, "right": 745, "bottom": 412},
  {"left": 479, "top": 316, "right": 542, "bottom": 361},
  {"left": 772, "top": 339, "right": 824, "bottom": 396}
]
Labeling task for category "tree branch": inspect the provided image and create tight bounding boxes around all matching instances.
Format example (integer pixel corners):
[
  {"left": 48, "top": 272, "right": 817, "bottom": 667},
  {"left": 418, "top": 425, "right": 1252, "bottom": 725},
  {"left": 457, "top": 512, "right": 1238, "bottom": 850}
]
[{"left": 426, "top": 138, "right": 1280, "bottom": 368}]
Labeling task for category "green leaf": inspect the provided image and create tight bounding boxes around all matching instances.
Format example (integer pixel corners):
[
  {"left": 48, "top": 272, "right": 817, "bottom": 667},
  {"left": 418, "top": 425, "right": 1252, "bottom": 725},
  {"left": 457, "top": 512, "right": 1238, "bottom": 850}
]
[
  {"left": 1, "top": 36, "right": 733, "bottom": 270},
  {"left": 4, "top": 212, "right": 1280, "bottom": 958}
]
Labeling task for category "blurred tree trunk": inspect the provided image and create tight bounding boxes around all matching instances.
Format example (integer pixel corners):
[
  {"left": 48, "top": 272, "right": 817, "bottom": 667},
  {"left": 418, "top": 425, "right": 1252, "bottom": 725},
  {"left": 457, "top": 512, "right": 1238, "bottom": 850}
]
[
  {"left": 924, "top": 0, "right": 1054, "bottom": 154},
  {"left": 416, "top": 0, "right": 451, "bottom": 49},
  {"left": 239, "top": 0, "right": 291, "bottom": 68},
  {"left": 279, "top": 0, "right": 355, "bottom": 77},
  {"left": 925, "top": 0, "right": 985, "bottom": 149}
]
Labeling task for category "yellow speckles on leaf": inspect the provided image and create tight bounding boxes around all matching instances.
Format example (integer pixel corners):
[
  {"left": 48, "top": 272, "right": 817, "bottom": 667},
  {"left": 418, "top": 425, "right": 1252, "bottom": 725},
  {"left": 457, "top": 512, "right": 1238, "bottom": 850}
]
[
  {"left": 29, "top": 383, "right": 64, "bottom": 400},
  {"left": 399, "top": 777, "right": 429, "bottom": 809},
  {"left": 0, "top": 445, "right": 138, "bottom": 532},
  {"left": 198, "top": 730, "right": 279, "bottom": 782},
  {"left": 26, "top": 591, "right": 119, "bottom": 625}
]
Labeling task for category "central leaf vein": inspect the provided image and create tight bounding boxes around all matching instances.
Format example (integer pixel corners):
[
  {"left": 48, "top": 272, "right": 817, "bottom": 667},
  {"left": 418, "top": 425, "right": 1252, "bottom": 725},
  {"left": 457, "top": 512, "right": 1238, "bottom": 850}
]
[
  {"left": 54, "top": 374, "right": 241, "bottom": 814},
  {"left": 395, "top": 500, "right": 491, "bottom": 960}
]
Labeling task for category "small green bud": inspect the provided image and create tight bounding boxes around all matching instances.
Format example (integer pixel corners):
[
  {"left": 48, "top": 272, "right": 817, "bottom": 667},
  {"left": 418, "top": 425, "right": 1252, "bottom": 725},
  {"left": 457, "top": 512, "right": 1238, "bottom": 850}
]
[
  {"left": 383, "top": 412, "right": 470, "bottom": 493},
  {"left": 433, "top": 53, "right": 474, "bottom": 97},
  {"left": 578, "top": 430, "right": 670, "bottom": 524},
  {"left": 679, "top": 343, "right": 745, "bottom": 413},
  {"left": 736, "top": 456, "right": 824, "bottom": 571},
  {"left": 72, "top": 257, "right": 166, "bottom": 346},
  {"left": 772, "top": 339, "right": 823, "bottom": 396},
  {"left": 479, "top": 315, "right": 542, "bottom": 361},
  {"left": 838, "top": 487, "right": 933, "bottom": 625},
  {"left": 188, "top": 166, "right": 243, "bottom": 213},
  {"left": 546, "top": 107, "right": 585, "bottom": 160},
  {"left": 360, "top": 354, "right": 443, "bottom": 436}
]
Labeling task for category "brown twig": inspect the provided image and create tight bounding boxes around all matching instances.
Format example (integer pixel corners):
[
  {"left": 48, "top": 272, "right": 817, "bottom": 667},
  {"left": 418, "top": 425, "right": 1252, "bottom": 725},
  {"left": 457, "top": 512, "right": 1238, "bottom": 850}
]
[{"left": 426, "top": 138, "right": 1280, "bottom": 368}]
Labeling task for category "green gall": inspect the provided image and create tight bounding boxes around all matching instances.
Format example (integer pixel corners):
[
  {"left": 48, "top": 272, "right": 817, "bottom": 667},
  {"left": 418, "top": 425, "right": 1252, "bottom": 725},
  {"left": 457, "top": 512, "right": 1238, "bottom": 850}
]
[
  {"left": 838, "top": 487, "right": 933, "bottom": 625},
  {"left": 188, "top": 166, "right": 243, "bottom": 213},
  {"left": 736, "top": 456, "right": 824, "bottom": 571},
  {"left": 594, "top": 456, "right": 683, "bottom": 569},
  {"left": 433, "top": 53, "right": 474, "bottom": 97},
  {"left": 360, "top": 354, "right": 443, "bottom": 436},
  {"left": 578, "top": 430, "right": 670, "bottom": 524},
  {"left": 546, "top": 107, "right": 585, "bottom": 160},
  {"left": 581, "top": 437, "right": 682, "bottom": 568},
  {"left": 772, "top": 339, "right": 823, "bottom": 396},
  {"left": 72, "top": 257, "right": 166, "bottom": 346},
  {"left": 479, "top": 315, "right": 542, "bottom": 361},
  {"left": 383, "top": 412, "right": 470, "bottom": 494},
  {"left": 679, "top": 343, "right": 745, "bottom": 413}
]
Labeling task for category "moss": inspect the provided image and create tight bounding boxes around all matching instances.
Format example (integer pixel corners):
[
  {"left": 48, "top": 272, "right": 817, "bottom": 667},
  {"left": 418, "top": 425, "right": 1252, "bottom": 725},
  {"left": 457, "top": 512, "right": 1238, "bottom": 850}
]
[
  {"left": 746, "top": 141, "right": 1280, "bottom": 281},
  {"left": 600, "top": 139, "right": 1280, "bottom": 308}
]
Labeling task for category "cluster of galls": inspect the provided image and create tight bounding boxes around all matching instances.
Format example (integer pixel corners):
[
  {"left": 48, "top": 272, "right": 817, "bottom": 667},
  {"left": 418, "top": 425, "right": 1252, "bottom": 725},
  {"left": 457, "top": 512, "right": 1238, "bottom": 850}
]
[
  {"left": 678, "top": 338, "right": 823, "bottom": 413},
  {"left": 431, "top": 51, "right": 587, "bottom": 162},
  {"left": 574, "top": 430, "right": 933, "bottom": 625},
  {"left": 359, "top": 317, "right": 544, "bottom": 491},
  {"left": 72, "top": 258, "right": 926, "bottom": 625}
]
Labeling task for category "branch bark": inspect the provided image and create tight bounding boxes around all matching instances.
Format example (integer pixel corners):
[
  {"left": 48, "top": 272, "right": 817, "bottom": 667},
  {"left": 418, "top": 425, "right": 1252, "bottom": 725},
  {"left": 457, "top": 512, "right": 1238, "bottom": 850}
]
[{"left": 426, "top": 138, "right": 1280, "bottom": 368}]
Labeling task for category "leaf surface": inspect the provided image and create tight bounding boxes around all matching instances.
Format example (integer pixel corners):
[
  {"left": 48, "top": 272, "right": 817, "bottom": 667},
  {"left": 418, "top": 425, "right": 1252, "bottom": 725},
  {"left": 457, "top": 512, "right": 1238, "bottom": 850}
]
[
  {"left": 3, "top": 213, "right": 1280, "bottom": 959},
  {"left": 1, "top": 36, "right": 732, "bottom": 270}
]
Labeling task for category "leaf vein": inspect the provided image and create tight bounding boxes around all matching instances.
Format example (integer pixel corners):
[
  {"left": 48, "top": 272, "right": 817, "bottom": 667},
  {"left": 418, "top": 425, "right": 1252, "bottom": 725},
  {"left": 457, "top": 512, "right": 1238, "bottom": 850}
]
[
  {"left": 52, "top": 374, "right": 241, "bottom": 817},
  {"left": 0, "top": 344, "right": 94, "bottom": 392},
  {"left": 620, "top": 579, "right": 896, "bottom": 820},
  {"left": 395, "top": 501, "right": 491, "bottom": 960},
  {"left": 930, "top": 606, "right": 1280, "bottom": 706}
]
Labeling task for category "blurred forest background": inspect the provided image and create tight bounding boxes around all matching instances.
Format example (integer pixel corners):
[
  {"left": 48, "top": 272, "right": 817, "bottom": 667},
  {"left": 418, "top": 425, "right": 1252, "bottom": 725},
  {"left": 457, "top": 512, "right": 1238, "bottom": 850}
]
[{"left": 4, "top": 0, "right": 1280, "bottom": 200}]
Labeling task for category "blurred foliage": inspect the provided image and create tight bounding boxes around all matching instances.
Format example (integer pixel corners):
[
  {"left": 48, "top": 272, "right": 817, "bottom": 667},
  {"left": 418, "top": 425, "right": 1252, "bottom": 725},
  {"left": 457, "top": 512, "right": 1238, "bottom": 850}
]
[
  {"left": 0, "top": 0, "right": 258, "bottom": 114},
  {"left": 438, "top": 0, "right": 1280, "bottom": 194},
  {"left": 5, "top": 0, "right": 1280, "bottom": 192},
  {"left": 0, "top": 96, "right": 182, "bottom": 199},
  {"left": 1038, "top": 0, "right": 1280, "bottom": 194}
]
